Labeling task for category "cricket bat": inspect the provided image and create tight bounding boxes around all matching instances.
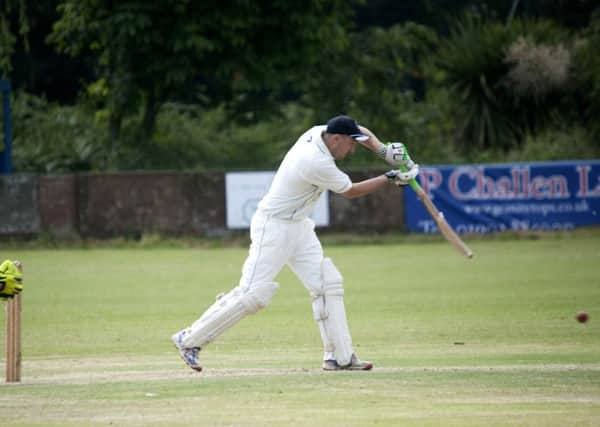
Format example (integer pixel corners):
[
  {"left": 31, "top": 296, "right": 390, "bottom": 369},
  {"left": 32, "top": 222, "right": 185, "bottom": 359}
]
[{"left": 403, "top": 169, "right": 474, "bottom": 259}]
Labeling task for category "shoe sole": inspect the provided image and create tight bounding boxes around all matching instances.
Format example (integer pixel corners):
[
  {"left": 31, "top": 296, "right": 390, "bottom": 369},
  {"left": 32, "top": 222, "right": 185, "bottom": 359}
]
[
  {"left": 174, "top": 345, "right": 203, "bottom": 372},
  {"left": 346, "top": 362, "right": 373, "bottom": 371},
  {"left": 172, "top": 335, "right": 203, "bottom": 372},
  {"left": 322, "top": 365, "right": 339, "bottom": 371},
  {"left": 322, "top": 362, "right": 374, "bottom": 371}
]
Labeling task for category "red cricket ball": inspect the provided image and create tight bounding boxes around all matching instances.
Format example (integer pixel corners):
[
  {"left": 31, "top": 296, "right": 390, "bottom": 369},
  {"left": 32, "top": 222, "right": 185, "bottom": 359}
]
[{"left": 576, "top": 311, "right": 589, "bottom": 323}]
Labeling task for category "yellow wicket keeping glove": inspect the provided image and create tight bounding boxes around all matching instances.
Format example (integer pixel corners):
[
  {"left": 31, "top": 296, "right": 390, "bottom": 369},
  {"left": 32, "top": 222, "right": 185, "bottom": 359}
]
[{"left": 0, "top": 260, "right": 23, "bottom": 300}]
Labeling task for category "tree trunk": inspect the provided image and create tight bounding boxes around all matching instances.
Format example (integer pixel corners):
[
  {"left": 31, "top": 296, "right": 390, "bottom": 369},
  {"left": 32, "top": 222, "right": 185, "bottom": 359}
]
[
  {"left": 109, "top": 112, "right": 121, "bottom": 167},
  {"left": 141, "top": 89, "right": 157, "bottom": 142}
]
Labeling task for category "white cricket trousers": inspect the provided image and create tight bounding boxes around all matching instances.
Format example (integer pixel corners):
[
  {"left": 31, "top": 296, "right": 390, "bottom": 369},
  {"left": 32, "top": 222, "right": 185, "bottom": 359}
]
[
  {"left": 242, "top": 212, "right": 355, "bottom": 362},
  {"left": 240, "top": 211, "right": 323, "bottom": 295}
]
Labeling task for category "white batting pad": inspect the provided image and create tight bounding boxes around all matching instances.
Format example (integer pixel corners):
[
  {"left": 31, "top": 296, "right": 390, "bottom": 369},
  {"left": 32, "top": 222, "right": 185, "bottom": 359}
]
[
  {"left": 312, "top": 295, "right": 335, "bottom": 359},
  {"left": 311, "top": 258, "right": 354, "bottom": 365},
  {"left": 182, "top": 282, "right": 278, "bottom": 349}
]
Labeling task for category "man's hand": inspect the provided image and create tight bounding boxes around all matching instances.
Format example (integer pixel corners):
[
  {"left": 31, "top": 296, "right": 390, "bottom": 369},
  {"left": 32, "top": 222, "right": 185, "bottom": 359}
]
[
  {"left": 0, "top": 260, "right": 23, "bottom": 300},
  {"left": 379, "top": 142, "right": 416, "bottom": 168},
  {"left": 385, "top": 165, "right": 420, "bottom": 186}
]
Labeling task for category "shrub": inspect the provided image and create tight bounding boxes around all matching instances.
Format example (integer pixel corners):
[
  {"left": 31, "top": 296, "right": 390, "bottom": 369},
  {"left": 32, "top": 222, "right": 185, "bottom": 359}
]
[
  {"left": 11, "top": 93, "right": 107, "bottom": 173},
  {"left": 504, "top": 36, "right": 572, "bottom": 98},
  {"left": 509, "top": 124, "right": 600, "bottom": 162},
  {"left": 437, "top": 13, "right": 573, "bottom": 153},
  {"left": 573, "top": 10, "right": 600, "bottom": 141},
  {"left": 118, "top": 102, "right": 313, "bottom": 171}
]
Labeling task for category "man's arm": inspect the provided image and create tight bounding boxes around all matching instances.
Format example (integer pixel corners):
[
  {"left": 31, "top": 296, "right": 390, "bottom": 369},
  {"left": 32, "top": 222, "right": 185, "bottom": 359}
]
[
  {"left": 357, "top": 126, "right": 415, "bottom": 168},
  {"left": 340, "top": 175, "right": 388, "bottom": 199},
  {"left": 340, "top": 169, "right": 420, "bottom": 199},
  {"left": 356, "top": 126, "right": 386, "bottom": 154}
]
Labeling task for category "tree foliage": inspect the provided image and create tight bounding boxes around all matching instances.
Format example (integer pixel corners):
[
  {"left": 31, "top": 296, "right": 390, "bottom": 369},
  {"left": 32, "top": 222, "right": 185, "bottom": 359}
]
[
  {"left": 11, "top": 92, "right": 105, "bottom": 172},
  {"left": 3, "top": 1, "right": 600, "bottom": 173},
  {"left": 574, "top": 9, "right": 600, "bottom": 141},
  {"left": 437, "top": 13, "right": 574, "bottom": 153},
  {"left": 301, "top": 22, "right": 459, "bottom": 165},
  {"left": 0, "top": 0, "right": 29, "bottom": 77},
  {"left": 48, "top": 0, "right": 355, "bottom": 163}
]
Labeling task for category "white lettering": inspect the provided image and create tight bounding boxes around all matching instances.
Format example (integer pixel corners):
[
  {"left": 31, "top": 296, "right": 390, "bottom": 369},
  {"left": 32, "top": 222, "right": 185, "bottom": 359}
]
[
  {"left": 450, "top": 167, "right": 570, "bottom": 200},
  {"left": 577, "top": 165, "right": 600, "bottom": 197}
]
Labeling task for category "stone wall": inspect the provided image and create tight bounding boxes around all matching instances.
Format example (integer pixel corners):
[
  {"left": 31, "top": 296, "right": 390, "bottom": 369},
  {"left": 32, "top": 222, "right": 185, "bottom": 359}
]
[
  {"left": 1, "top": 171, "right": 404, "bottom": 238},
  {"left": 0, "top": 174, "right": 39, "bottom": 235},
  {"left": 38, "top": 175, "right": 77, "bottom": 236}
]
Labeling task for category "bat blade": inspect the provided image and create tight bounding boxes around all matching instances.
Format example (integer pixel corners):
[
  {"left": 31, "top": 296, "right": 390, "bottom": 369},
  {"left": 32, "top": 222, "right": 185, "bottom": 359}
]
[
  {"left": 415, "top": 187, "right": 473, "bottom": 258},
  {"left": 397, "top": 162, "right": 474, "bottom": 258}
]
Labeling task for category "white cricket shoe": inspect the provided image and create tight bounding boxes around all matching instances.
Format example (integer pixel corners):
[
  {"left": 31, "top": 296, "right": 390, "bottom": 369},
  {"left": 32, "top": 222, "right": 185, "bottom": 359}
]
[
  {"left": 171, "top": 329, "right": 203, "bottom": 371},
  {"left": 322, "top": 354, "right": 373, "bottom": 371}
]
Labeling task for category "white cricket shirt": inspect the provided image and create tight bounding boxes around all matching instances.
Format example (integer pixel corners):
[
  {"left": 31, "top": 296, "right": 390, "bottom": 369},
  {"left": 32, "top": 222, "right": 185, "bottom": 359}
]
[{"left": 256, "top": 126, "right": 352, "bottom": 221}]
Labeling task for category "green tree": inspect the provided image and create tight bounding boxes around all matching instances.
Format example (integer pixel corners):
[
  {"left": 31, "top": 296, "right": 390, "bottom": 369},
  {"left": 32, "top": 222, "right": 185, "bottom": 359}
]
[
  {"left": 302, "top": 22, "right": 453, "bottom": 164},
  {"left": 437, "top": 13, "right": 572, "bottom": 154},
  {"left": 0, "top": 0, "right": 29, "bottom": 77},
  {"left": 574, "top": 9, "right": 600, "bottom": 141},
  {"left": 49, "top": 0, "right": 355, "bottom": 167}
]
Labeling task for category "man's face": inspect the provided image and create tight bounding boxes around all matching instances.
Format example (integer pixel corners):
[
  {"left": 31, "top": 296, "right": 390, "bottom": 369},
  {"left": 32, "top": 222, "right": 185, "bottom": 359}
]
[{"left": 332, "top": 135, "right": 357, "bottom": 160}]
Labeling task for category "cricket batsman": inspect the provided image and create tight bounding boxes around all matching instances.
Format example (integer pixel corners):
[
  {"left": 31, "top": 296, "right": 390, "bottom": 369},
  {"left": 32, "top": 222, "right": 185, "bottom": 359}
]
[{"left": 172, "top": 115, "right": 418, "bottom": 371}]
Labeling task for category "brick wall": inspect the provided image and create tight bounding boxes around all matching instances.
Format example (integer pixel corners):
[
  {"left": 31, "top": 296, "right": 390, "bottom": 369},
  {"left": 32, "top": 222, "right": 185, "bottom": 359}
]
[
  {"left": 1, "top": 171, "right": 404, "bottom": 238},
  {"left": 38, "top": 175, "right": 77, "bottom": 236},
  {"left": 0, "top": 174, "right": 39, "bottom": 235}
]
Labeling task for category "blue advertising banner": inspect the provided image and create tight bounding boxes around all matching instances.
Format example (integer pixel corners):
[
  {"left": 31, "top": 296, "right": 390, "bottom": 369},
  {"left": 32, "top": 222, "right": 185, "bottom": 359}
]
[{"left": 404, "top": 160, "right": 600, "bottom": 233}]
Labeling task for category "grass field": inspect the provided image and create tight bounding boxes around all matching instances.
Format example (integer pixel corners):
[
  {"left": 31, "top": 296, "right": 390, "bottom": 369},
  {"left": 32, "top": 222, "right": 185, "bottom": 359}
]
[{"left": 1, "top": 232, "right": 599, "bottom": 426}]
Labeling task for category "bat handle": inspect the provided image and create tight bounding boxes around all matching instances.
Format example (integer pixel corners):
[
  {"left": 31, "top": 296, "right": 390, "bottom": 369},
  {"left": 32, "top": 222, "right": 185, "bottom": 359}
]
[{"left": 398, "top": 164, "right": 422, "bottom": 192}]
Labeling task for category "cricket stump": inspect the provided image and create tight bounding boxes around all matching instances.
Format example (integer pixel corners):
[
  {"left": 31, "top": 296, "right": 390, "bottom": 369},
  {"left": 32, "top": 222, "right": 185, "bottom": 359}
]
[{"left": 5, "top": 293, "right": 22, "bottom": 382}]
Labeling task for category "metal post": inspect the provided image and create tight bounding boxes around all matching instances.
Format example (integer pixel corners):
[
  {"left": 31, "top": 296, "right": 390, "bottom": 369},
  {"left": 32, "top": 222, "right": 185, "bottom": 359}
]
[
  {"left": 506, "top": 0, "right": 521, "bottom": 27},
  {"left": 1, "top": 79, "right": 12, "bottom": 174}
]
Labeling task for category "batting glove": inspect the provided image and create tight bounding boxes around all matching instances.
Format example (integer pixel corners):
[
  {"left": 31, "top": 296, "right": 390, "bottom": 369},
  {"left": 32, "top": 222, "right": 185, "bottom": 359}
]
[
  {"left": 0, "top": 260, "right": 23, "bottom": 300},
  {"left": 379, "top": 142, "right": 416, "bottom": 168},
  {"left": 385, "top": 165, "right": 420, "bottom": 186}
]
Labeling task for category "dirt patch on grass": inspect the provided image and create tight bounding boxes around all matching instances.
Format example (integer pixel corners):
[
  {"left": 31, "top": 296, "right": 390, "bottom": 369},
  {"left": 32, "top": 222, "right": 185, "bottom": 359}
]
[
  {"left": 9, "top": 356, "right": 600, "bottom": 386},
  {"left": 10, "top": 355, "right": 321, "bottom": 385}
]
